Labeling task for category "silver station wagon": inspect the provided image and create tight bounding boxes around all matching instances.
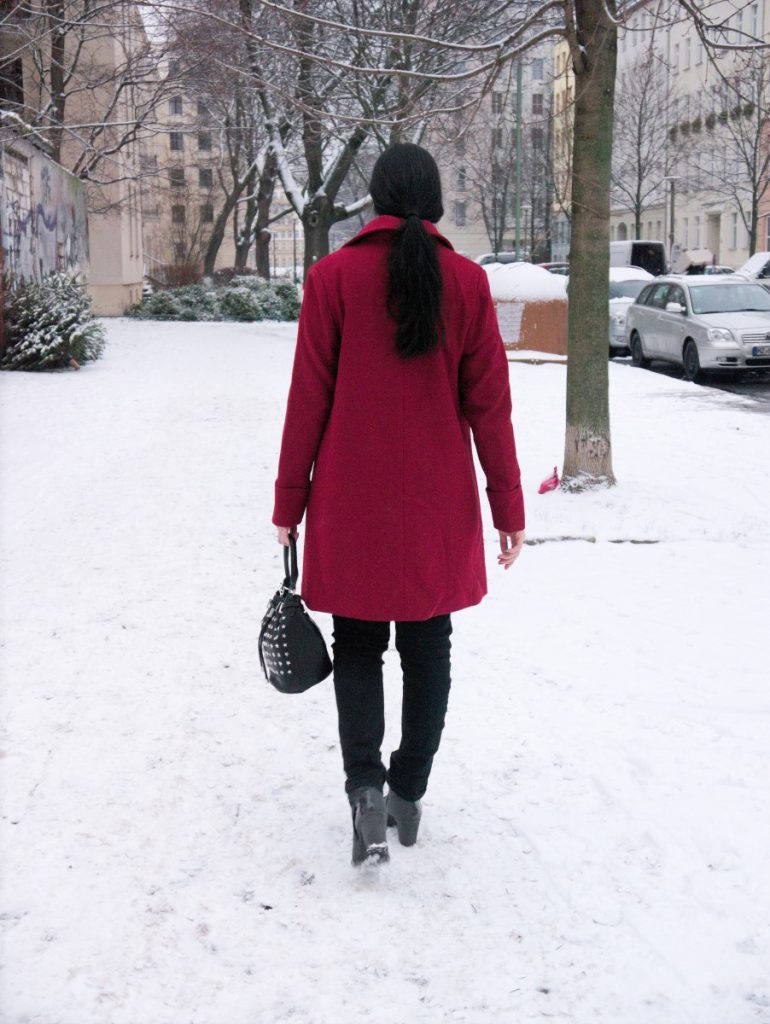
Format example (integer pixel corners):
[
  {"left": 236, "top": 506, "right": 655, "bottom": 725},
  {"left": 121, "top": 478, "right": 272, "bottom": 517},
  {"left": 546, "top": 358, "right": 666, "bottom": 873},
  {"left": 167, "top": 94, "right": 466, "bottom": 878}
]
[{"left": 625, "top": 277, "right": 770, "bottom": 381}]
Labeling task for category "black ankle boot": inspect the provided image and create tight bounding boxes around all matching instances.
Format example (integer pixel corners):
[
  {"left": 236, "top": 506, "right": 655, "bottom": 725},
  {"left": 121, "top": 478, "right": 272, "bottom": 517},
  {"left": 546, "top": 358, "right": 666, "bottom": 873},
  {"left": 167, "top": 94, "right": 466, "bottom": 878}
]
[
  {"left": 349, "top": 787, "right": 389, "bottom": 865},
  {"left": 386, "top": 789, "right": 422, "bottom": 846}
]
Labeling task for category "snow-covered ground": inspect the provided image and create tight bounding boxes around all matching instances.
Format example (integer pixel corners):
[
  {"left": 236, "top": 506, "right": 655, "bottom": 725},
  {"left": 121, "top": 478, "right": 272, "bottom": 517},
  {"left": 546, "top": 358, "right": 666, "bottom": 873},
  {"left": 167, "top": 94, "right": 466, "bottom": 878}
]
[{"left": 1, "top": 319, "right": 768, "bottom": 1024}]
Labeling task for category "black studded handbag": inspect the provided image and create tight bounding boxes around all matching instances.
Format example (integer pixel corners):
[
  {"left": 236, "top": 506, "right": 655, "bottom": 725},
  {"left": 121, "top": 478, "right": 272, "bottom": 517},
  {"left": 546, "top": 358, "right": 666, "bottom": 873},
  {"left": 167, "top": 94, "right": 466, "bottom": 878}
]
[{"left": 259, "top": 535, "right": 333, "bottom": 693}]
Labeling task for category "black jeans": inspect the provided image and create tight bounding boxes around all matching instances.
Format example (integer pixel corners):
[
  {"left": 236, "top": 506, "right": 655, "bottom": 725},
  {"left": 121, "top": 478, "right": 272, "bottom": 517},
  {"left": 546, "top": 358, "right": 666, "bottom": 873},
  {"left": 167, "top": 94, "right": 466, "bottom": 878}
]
[{"left": 331, "top": 614, "right": 453, "bottom": 802}]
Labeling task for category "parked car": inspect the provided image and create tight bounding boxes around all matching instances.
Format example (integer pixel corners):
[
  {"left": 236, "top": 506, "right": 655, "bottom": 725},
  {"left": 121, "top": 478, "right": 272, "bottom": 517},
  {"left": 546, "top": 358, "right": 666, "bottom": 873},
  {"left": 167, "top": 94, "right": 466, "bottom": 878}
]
[
  {"left": 475, "top": 252, "right": 529, "bottom": 266},
  {"left": 625, "top": 277, "right": 770, "bottom": 381},
  {"left": 701, "top": 264, "right": 735, "bottom": 275},
  {"left": 610, "top": 239, "right": 667, "bottom": 277},
  {"left": 608, "top": 266, "right": 654, "bottom": 356},
  {"left": 734, "top": 251, "right": 770, "bottom": 281},
  {"left": 537, "top": 262, "right": 570, "bottom": 275}
]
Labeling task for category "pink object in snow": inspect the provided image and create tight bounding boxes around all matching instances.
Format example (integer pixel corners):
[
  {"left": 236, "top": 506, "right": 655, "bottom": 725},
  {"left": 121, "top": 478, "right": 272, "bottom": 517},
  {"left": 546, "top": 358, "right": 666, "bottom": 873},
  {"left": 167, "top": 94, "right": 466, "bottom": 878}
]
[{"left": 538, "top": 467, "right": 560, "bottom": 494}]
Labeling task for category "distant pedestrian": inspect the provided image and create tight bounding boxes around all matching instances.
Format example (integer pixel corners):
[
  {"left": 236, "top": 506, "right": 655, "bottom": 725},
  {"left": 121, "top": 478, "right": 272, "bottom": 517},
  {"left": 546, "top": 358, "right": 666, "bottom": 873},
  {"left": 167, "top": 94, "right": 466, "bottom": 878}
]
[{"left": 273, "top": 142, "right": 525, "bottom": 865}]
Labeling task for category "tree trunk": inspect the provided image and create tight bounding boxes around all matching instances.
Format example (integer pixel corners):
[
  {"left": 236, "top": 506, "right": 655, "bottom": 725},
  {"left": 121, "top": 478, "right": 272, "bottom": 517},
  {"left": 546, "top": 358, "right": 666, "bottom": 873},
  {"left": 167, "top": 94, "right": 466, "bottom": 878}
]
[
  {"left": 302, "top": 198, "right": 334, "bottom": 276},
  {"left": 562, "top": 0, "right": 617, "bottom": 488},
  {"left": 253, "top": 150, "right": 278, "bottom": 279}
]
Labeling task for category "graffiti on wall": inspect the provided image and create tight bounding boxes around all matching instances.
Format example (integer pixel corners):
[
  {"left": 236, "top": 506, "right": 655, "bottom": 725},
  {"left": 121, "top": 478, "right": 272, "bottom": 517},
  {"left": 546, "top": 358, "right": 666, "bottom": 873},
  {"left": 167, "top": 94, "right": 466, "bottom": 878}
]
[{"left": 0, "top": 139, "right": 89, "bottom": 288}]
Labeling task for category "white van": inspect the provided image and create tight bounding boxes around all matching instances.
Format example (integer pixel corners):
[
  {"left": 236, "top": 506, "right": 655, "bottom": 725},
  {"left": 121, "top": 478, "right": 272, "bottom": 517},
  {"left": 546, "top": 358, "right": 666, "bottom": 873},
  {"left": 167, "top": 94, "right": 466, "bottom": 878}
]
[{"left": 609, "top": 240, "right": 667, "bottom": 277}]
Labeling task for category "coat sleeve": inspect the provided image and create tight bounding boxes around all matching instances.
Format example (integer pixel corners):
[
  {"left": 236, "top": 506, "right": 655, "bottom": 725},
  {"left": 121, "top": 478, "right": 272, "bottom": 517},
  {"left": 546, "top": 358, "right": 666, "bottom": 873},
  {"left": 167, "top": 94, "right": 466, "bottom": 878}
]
[
  {"left": 459, "top": 271, "right": 525, "bottom": 533},
  {"left": 272, "top": 267, "right": 340, "bottom": 527}
]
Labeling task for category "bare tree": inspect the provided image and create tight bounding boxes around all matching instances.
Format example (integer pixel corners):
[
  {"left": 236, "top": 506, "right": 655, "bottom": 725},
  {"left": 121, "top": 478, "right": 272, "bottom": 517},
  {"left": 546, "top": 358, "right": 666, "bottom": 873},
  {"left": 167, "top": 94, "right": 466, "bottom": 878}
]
[
  {"left": 706, "top": 53, "right": 770, "bottom": 256},
  {"left": 1, "top": 0, "right": 172, "bottom": 197},
  {"left": 611, "top": 46, "right": 683, "bottom": 239}
]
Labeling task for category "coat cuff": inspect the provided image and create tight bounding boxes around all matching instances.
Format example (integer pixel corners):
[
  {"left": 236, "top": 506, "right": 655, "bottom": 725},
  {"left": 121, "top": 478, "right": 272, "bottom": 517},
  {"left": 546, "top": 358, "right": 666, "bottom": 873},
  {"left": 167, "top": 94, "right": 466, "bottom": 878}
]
[
  {"left": 272, "top": 483, "right": 309, "bottom": 527},
  {"left": 487, "top": 486, "right": 525, "bottom": 533}
]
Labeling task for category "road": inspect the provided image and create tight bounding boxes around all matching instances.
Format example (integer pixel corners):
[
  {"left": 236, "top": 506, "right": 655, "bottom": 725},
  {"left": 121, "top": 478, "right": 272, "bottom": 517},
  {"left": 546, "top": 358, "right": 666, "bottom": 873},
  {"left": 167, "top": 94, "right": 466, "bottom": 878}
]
[{"left": 613, "top": 356, "right": 770, "bottom": 411}]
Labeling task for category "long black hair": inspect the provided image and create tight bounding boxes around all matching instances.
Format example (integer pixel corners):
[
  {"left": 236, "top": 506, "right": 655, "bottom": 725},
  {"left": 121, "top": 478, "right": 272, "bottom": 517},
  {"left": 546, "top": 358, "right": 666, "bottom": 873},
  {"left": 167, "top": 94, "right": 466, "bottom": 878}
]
[{"left": 369, "top": 143, "right": 444, "bottom": 358}]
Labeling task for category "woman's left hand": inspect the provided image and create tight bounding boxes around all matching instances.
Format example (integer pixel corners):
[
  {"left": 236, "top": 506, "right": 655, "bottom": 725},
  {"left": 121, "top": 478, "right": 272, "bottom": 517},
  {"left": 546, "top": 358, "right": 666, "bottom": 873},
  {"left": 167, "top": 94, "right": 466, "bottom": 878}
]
[{"left": 276, "top": 525, "right": 299, "bottom": 546}]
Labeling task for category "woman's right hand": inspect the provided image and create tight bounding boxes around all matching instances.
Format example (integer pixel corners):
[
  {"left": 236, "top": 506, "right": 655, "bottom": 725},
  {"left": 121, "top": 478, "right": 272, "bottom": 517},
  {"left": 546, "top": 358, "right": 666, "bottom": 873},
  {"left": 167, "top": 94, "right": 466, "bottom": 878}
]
[{"left": 498, "top": 530, "right": 525, "bottom": 570}]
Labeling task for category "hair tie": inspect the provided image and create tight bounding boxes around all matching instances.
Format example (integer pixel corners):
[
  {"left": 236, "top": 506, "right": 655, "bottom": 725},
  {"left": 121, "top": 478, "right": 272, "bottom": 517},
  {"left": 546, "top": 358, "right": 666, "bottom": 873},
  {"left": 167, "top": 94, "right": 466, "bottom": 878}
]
[{"left": 405, "top": 212, "right": 420, "bottom": 220}]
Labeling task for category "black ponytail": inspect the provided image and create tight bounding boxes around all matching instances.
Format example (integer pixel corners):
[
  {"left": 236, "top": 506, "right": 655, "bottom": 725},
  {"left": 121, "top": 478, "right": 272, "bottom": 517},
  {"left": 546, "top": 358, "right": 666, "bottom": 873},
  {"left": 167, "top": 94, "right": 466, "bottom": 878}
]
[{"left": 369, "top": 143, "right": 444, "bottom": 358}]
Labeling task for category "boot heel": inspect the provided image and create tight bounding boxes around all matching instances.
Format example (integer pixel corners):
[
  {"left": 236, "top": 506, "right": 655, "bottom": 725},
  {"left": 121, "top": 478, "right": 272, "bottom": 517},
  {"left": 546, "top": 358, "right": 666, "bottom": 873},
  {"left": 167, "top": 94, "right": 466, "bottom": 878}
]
[
  {"left": 350, "top": 788, "right": 389, "bottom": 866},
  {"left": 386, "top": 790, "right": 422, "bottom": 847}
]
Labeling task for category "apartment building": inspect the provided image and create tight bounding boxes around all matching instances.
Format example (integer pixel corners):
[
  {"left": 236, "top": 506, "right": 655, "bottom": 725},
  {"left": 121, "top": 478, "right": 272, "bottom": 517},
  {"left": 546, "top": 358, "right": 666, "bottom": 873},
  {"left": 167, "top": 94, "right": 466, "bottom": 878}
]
[
  {"left": 142, "top": 60, "right": 304, "bottom": 281},
  {"left": 1, "top": 1, "right": 149, "bottom": 312},
  {"left": 435, "top": 44, "right": 554, "bottom": 260}
]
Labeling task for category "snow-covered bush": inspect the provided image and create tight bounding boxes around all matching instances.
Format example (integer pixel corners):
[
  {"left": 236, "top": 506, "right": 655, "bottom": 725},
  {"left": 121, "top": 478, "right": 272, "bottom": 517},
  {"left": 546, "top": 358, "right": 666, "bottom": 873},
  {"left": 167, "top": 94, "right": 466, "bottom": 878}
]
[
  {"left": 172, "top": 284, "right": 219, "bottom": 321},
  {"left": 218, "top": 286, "right": 261, "bottom": 321},
  {"left": 127, "top": 290, "right": 182, "bottom": 320},
  {"left": 1, "top": 273, "right": 106, "bottom": 372},
  {"left": 126, "top": 279, "right": 300, "bottom": 322}
]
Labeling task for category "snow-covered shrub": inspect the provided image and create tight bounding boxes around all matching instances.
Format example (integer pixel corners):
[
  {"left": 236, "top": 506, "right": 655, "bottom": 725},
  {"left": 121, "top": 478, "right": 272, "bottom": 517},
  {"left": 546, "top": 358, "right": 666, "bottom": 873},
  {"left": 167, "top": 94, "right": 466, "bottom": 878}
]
[
  {"left": 272, "top": 280, "right": 302, "bottom": 320},
  {"left": 125, "top": 278, "right": 301, "bottom": 322},
  {"left": 173, "top": 284, "right": 220, "bottom": 321},
  {"left": 218, "top": 287, "right": 261, "bottom": 321},
  {"left": 1, "top": 273, "right": 105, "bottom": 372},
  {"left": 127, "top": 290, "right": 182, "bottom": 320}
]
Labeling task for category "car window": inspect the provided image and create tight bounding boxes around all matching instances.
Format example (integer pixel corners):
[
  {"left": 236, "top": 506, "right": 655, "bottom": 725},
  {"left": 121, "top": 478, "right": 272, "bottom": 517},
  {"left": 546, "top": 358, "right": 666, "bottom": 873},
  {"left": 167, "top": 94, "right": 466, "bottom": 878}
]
[
  {"left": 646, "top": 283, "right": 671, "bottom": 309},
  {"left": 610, "top": 279, "right": 648, "bottom": 300},
  {"left": 689, "top": 283, "right": 770, "bottom": 314},
  {"left": 636, "top": 284, "right": 655, "bottom": 305},
  {"left": 667, "top": 285, "right": 686, "bottom": 308}
]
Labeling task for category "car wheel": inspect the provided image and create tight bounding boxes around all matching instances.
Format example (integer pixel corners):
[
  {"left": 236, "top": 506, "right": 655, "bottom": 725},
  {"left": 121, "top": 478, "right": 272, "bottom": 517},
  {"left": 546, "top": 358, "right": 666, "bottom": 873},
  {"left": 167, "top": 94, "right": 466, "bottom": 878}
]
[
  {"left": 630, "top": 331, "right": 650, "bottom": 368},
  {"left": 683, "top": 339, "right": 702, "bottom": 382}
]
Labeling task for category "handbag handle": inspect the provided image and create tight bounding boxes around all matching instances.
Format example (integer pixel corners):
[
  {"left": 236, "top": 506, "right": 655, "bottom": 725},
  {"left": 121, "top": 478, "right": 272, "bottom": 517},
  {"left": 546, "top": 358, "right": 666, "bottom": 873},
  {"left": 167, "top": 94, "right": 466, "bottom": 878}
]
[{"left": 283, "top": 534, "right": 299, "bottom": 591}]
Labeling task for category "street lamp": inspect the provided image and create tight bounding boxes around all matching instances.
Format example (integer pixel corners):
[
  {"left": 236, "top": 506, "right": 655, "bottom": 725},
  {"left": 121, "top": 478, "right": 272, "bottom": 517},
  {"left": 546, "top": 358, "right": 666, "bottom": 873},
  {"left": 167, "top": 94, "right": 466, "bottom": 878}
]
[{"left": 663, "top": 175, "right": 681, "bottom": 268}]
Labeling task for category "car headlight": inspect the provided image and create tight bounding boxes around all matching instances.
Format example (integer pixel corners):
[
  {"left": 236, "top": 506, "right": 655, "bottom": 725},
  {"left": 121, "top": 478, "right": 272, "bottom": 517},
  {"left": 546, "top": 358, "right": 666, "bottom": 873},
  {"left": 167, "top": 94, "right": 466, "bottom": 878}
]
[
  {"left": 707, "top": 327, "right": 736, "bottom": 344},
  {"left": 610, "top": 311, "right": 627, "bottom": 326}
]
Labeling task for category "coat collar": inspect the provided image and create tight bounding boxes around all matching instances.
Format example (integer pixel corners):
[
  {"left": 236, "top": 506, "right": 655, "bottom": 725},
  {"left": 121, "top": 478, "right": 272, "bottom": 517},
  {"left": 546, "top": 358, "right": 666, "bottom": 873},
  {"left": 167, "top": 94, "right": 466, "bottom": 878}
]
[{"left": 343, "top": 213, "right": 454, "bottom": 250}]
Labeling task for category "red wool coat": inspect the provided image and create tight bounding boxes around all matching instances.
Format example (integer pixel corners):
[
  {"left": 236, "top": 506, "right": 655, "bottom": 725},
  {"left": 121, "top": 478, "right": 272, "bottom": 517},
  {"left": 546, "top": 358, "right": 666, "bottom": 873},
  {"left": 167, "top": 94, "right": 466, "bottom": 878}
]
[{"left": 272, "top": 215, "right": 524, "bottom": 621}]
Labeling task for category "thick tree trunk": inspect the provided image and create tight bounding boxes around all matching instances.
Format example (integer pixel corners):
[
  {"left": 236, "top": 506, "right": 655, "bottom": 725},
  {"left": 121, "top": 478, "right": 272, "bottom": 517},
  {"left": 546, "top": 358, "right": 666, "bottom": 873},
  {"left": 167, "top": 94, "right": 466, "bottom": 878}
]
[
  {"left": 562, "top": 0, "right": 618, "bottom": 488},
  {"left": 302, "top": 198, "right": 334, "bottom": 276}
]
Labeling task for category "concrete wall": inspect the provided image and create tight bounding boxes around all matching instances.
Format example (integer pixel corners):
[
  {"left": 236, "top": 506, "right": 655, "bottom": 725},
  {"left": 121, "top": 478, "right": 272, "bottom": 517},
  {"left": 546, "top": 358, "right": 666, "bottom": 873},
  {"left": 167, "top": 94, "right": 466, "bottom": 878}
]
[{"left": 0, "top": 137, "right": 89, "bottom": 287}]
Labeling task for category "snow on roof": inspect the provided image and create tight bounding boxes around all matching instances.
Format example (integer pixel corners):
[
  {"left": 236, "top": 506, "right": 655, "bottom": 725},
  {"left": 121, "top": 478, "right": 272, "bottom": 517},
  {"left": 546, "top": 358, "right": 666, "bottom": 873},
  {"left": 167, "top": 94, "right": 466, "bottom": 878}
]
[
  {"left": 484, "top": 262, "right": 568, "bottom": 301},
  {"left": 609, "top": 266, "right": 654, "bottom": 282}
]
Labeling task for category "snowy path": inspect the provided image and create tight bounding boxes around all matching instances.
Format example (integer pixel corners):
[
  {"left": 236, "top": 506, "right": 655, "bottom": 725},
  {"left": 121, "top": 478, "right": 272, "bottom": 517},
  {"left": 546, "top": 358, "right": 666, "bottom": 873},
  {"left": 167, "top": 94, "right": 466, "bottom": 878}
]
[{"left": 1, "top": 320, "right": 768, "bottom": 1024}]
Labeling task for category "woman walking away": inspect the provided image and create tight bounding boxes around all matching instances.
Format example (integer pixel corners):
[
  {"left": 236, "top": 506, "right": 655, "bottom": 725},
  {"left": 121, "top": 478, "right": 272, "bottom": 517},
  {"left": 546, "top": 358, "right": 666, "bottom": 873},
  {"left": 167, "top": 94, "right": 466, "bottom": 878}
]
[{"left": 272, "top": 142, "right": 525, "bottom": 866}]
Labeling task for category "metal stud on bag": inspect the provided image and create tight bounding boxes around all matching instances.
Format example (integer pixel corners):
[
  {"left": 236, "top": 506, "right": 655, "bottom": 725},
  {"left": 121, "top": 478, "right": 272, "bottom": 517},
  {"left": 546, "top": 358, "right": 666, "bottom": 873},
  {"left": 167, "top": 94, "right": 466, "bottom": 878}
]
[{"left": 258, "top": 535, "right": 332, "bottom": 694}]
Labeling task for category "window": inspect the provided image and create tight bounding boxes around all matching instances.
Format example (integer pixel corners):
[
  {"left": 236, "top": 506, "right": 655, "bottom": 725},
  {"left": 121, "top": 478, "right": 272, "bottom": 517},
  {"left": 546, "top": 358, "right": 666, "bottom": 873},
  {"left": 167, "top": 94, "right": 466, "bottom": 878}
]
[
  {"left": 656, "top": 220, "right": 662, "bottom": 239},
  {"left": 457, "top": 166, "right": 466, "bottom": 191},
  {"left": 455, "top": 138, "right": 466, "bottom": 157},
  {"left": 169, "top": 166, "right": 185, "bottom": 187},
  {"left": 532, "top": 93, "right": 543, "bottom": 115},
  {"left": 174, "top": 242, "right": 186, "bottom": 261},
  {"left": 200, "top": 203, "right": 213, "bottom": 223},
  {"left": 199, "top": 167, "right": 213, "bottom": 188},
  {"left": 172, "top": 205, "right": 186, "bottom": 224},
  {"left": 673, "top": 42, "right": 679, "bottom": 73},
  {"left": 454, "top": 201, "right": 466, "bottom": 227},
  {"left": 197, "top": 98, "right": 208, "bottom": 117},
  {"left": 169, "top": 131, "right": 183, "bottom": 151},
  {"left": 694, "top": 215, "right": 701, "bottom": 247},
  {"left": 532, "top": 58, "right": 544, "bottom": 80},
  {"left": 197, "top": 131, "right": 212, "bottom": 151},
  {"left": 683, "top": 217, "right": 689, "bottom": 248},
  {"left": 647, "top": 282, "right": 672, "bottom": 308},
  {"left": 169, "top": 96, "right": 182, "bottom": 115},
  {"left": 695, "top": 40, "right": 703, "bottom": 65},
  {"left": 531, "top": 127, "right": 544, "bottom": 152},
  {"left": 491, "top": 127, "right": 503, "bottom": 149},
  {"left": 731, "top": 212, "right": 738, "bottom": 248},
  {"left": 168, "top": 59, "right": 181, "bottom": 77},
  {"left": 684, "top": 36, "right": 691, "bottom": 69},
  {"left": 491, "top": 91, "right": 503, "bottom": 114},
  {"left": 668, "top": 285, "right": 686, "bottom": 308},
  {"left": 752, "top": 3, "right": 759, "bottom": 37}
]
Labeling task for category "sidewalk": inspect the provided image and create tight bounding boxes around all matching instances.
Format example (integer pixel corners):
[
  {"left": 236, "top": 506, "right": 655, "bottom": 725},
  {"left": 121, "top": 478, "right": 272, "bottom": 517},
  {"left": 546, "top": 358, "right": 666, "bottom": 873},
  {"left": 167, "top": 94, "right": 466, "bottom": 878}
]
[{"left": 1, "top": 319, "right": 768, "bottom": 1024}]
